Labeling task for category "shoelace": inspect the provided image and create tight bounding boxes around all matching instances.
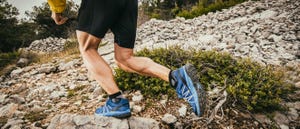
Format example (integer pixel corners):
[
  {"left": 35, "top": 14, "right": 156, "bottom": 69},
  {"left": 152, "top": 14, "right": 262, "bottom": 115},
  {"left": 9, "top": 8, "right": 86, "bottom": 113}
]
[
  {"left": 176, "top": 69, "right": 195, "bottom": 102},
  {"left": 101, "top": 103, "right": 112, "bottom": 113},
  {"left": 181, "top": 86, "right": 194, "bottom": 102}
]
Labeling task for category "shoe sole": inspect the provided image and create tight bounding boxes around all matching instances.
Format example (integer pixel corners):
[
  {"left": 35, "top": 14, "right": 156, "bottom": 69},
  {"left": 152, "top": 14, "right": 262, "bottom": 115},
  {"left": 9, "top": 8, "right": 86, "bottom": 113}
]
[
  {"left": 95, "top": 110, "right": 131, "bottom": 118},
  {"left": 112, "top": 112, "right": 131, "bottom": 118},
  {"left": 184, "top": 64, "right": 207, "bottom": 116}
]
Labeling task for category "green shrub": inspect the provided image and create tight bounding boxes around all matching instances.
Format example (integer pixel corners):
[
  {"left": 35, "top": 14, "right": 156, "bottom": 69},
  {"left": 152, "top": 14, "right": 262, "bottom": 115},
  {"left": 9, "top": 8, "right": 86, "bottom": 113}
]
[
  {"left": 114, "top": 47, "right": 293, "bottom": 112},
  {"left": 24, "top": 111, "right": 47, "bottom": 122},
  {"left": 64, "top": 39, "right": 78, "bottom": 50},
  {"left": 141, "top": 0, "right": 248, "bottom": 20},
  {"left": 150, "top": 13, "right": 162, "bottom": 19},
  {"left": 67, "top": 90, "right": 75, "bottom": 98},
  {"left": 0, "top": 117, "right": 8, "bottom": 127},
  {"left": 67, "top": 85, "right": 86, "bottom": 98},
  {"left": 0, "top": 51, "right": 20, "bottom": 70},
  {"left": 177, "top": 0, "right": 247, "bottom": 19}
]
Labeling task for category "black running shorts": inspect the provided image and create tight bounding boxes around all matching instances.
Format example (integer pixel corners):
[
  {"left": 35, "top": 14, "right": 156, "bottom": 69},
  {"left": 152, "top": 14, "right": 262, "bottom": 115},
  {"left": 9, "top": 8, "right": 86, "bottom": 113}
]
[{"left": 77, "top": 0, "right": 138, "bottom": 48}]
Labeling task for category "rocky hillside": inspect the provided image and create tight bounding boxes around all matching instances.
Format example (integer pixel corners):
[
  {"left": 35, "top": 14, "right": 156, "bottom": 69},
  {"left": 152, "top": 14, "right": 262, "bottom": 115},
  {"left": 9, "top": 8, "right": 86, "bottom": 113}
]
[
  {"left": 27, "top": 37, "right": 67, "bottom": 53},
  {"left": 135, "top": 0, "right": 299, "bottom": 66},
  {"left": 0, "top": 0, "right": 299, "bottom": 128}
]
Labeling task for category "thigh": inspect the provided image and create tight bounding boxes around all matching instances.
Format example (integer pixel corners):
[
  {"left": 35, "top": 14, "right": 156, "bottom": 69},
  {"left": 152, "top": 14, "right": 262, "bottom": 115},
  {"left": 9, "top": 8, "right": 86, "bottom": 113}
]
[
  {"left": 76, "top": 30, "right": 101, "bottom": 50},
  {"left": 114, "top": 43, "right": 134, "bottom": 61},
  {"left": 77, "top": 0, "right": 120, "bottom": 39},
  {"left": 111, "top": 0, "right": 138, "bottom": 49}
]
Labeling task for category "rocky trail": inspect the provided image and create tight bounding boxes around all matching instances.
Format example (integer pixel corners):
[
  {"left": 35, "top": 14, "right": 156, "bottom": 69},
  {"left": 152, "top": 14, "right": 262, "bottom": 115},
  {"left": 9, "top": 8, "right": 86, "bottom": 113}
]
[{"left": 0, "top": 0, "right": 299, "bottom": 128}]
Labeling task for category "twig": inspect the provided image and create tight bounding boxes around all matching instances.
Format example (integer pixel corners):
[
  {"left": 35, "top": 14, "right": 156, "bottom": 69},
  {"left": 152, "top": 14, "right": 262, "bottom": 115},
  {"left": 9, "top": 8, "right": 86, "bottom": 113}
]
[
  {"left": 207, "top": 90, "right": 228, "bottom": 124},
  {"left": 220, "top": 107, "right": 224, "bottom": 119},
  {"left": 191, "top": 117, "right": 204, "bottom": 121}
]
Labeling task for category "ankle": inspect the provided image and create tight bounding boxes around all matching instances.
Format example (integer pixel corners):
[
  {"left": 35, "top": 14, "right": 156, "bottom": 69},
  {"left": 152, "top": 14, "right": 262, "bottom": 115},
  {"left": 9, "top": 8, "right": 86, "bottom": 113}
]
[
  {"left": 109, "top": 91, "right": 125, "bottom": 103},
  {"left": 169, "top": 70, "right": 177, "bottom": 88}
]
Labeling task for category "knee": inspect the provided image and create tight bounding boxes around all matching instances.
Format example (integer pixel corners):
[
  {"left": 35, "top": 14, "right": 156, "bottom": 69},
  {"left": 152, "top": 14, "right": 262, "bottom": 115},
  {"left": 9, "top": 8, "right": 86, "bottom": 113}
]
[
  {"left": 78, "top": 43, "right": 97, "bottom": 53},
  {"left": 115, "top": 56, "right": 131, "bottom": 69},
  {"left": 77, "top": 35, "right": 100, "bottom": 53}
]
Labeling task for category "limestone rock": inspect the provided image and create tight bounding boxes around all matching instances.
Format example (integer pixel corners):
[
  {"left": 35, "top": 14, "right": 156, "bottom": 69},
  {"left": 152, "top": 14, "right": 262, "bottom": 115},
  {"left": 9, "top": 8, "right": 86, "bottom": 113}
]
[
  {"left": 273, "top": 112, "right": 289, "bottom": 125},
  {"left": 58, "top": 59, "right": 81, "bottom": 71},
  {"left": 132, "top": 94, "right": 143, "bottom": 103},
  {"left": 27, "top": 37, "right": 67, "bottom": 53},
  {"left": 47, "top": 114, "right": 159, "bottom": 129},
  {"left": 10, "top": 68, "right": 23, "bottom": 78},
  {"left": 73, "top": 115, "right": 93, "bottom": 126},
  {"left": 17, "top": 58, "right": 30, "bottom": 67},
  {"left": 129, "top": 117, "right": 159, "bottom": 129},
  {"left": 161, "top": 113, "right": 177, "bottom": 124},
  {"left": 9, "top": 95, "right": 25, "bottom": 104},
  {"left": 49, "top": 91, "right": 66, "bottom": 99},
  {"left": 259, "top": 10, "right": 278, "bottom": 19},
  {"left": 0, "top": 103, "right": 18, "bottom": 118},
  {"left": 47, "top": 114, "right": 77, "bottom": 129},
  {"left": 2, "top": 118, "right": 23, "bottom": 129},
  {"left": 287, "top": 108, "right": 298, "bottom": 121},
  {"left": 295, "top": 81, "right": 300, "bottom": 88},
  {"left": 0, "top": 94, "right": 8, "bottom": 104},
  {"left": 279, "top": 124, "right": 289, "bottom": 129},
  {"left": 178, "top": 104, "right": 187, "bottom": 117},
  {"left": 132, "top": 105, "right": 143, "bottom": 113},
  {"left": 37, "top": 65, "right": 57, "bottom": 74},
  {"left": 93, "top": 116, "right": 129, "bottom": 129},
  {"left": 253, "top": 114, "right": 271, "bottom": 125}
]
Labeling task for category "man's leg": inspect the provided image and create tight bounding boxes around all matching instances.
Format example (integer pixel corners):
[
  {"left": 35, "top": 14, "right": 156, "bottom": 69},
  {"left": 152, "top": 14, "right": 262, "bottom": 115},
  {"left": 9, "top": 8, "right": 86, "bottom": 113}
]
[
  {"left": 114, "top": 43, "right": 206, "bottom": 116},
  {"left": 114, "top": 43, "right": 171, "bottom": 81},
  {"left": 77, "top": 30, "right": 131, "bottom": 118},
  {"left": 76, "top": 30, "right": 120, "bottom": 95},
  {"left": 76, "top": 31, "right": 131, "bottom": 118}
]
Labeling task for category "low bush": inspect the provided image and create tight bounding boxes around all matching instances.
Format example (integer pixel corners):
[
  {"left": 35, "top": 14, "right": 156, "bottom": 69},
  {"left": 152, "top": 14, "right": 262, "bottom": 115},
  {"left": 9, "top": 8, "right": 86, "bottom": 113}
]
[
  {"left": 64, "top": 38, "right": 79, "bottom": 50},
  {"left": 177, "top": 0, "right": 247, "bottom": 19},
  {"left": 0, "top": 51, "right": 20, "bottom": 70},
  {"left": 141, "top": 0, "right": 248, "bottom": 20},
  {"left": 24, "top": 111, "right": 47, "bottom": 123},
  {"left": 114, "top": 47, "right": 293, "bottom": 112}
]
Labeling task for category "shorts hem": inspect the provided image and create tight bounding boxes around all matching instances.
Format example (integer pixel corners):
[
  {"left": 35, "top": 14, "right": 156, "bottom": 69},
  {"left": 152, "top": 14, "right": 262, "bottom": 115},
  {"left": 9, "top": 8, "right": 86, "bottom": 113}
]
[
  {"left": 76, "top": 28, "right": 105, "bottom": 39},
  {"left": 115, "top": 42, "right": 134, "bottom": 49}
]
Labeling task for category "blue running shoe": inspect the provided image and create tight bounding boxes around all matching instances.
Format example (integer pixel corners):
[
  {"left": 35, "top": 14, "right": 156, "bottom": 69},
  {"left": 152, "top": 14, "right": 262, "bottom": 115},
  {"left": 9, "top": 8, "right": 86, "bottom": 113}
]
[
  {"left": 170, "top": 64, "right": 206, "bottom": 116},
  {"left": 95, "top": 98, "right": 131, "bottom": 118}
]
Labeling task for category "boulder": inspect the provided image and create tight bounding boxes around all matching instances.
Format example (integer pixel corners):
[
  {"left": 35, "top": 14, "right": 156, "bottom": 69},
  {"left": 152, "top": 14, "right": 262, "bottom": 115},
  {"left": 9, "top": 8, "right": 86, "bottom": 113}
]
[{"left": 47, "top": 114, "right": 159, "bottom": 129}]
